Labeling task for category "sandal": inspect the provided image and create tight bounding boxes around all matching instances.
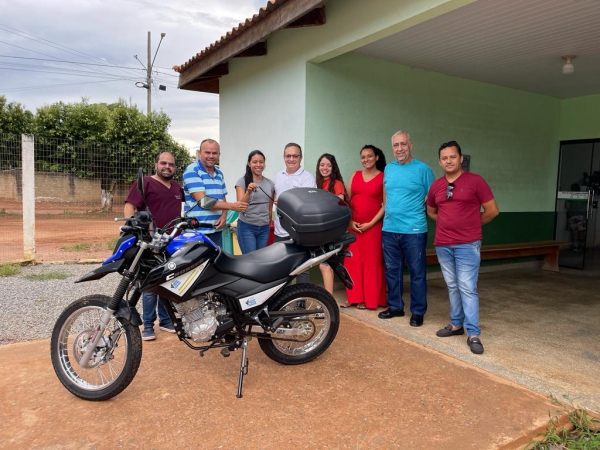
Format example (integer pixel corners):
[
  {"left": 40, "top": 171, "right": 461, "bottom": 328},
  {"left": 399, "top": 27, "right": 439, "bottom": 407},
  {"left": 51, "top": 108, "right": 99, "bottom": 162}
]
[{"left": 339, "top": 302, "right": 367, "bottom": 309}]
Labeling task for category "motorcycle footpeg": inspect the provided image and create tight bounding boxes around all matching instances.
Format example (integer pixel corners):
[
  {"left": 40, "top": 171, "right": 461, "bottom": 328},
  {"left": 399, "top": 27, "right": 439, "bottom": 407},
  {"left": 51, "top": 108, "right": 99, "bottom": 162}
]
[
  {"left": 220, "top": 347, "right": 230, "bottom": 358},
  {"left": 269, "top": 317, "right": 284, "bottom": 332}
]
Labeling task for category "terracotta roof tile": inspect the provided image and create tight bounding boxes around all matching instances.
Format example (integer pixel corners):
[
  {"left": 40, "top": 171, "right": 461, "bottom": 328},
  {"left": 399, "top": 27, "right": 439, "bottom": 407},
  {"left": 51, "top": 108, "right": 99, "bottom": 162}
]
[{"left": 173, "top": 0, "right": 283, "bottom": 73}]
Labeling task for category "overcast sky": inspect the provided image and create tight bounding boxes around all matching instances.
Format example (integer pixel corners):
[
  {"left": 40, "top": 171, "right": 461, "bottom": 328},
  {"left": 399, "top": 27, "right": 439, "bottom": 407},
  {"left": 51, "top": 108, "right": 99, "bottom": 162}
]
[{"left": 1, "top": 0, "right": 266, "bottom": 151}]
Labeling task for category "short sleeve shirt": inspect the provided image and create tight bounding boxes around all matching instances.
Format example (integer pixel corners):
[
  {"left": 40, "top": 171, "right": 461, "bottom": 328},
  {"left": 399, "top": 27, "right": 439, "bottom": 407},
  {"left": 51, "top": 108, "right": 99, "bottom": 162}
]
[
  {"left": 124, "top": 176, "right": 183, "bottom": 230},
  {"left": 383, "top": 159, "right": 435, "bottom": 234},
  {"left": 321, "top": 178, "right": 346, "bottom": 199},
  {"left": 427, "top": 171, "right": 494, "bottom": 246},
  {"left": 182, "top": 160, "right": 228, "bottom": 232},
  {"left": 235, "top": 176, "right": 274, "bottom": 226}
]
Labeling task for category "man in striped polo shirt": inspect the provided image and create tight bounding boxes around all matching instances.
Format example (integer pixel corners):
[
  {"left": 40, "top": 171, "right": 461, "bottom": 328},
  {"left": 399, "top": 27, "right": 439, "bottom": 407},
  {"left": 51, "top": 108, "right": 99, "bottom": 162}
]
[{"left": 183, "top": 139, "right": 248, "bottom": 246}]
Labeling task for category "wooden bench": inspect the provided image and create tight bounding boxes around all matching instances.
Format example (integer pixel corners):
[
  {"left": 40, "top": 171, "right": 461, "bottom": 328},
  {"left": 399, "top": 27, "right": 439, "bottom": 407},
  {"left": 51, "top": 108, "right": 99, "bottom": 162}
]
[{"left": 425, "top": 240, "right": 569, "bottom": 272}]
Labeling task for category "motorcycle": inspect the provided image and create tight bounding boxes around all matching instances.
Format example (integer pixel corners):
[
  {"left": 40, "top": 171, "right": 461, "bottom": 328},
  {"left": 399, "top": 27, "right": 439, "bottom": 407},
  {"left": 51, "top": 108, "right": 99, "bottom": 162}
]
[{"left": 50, "top": 170, "right": 355, "bottom": 400}]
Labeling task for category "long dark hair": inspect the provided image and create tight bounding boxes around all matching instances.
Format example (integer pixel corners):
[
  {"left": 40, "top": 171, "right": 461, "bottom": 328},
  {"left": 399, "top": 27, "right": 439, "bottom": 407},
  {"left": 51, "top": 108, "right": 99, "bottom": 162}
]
[
  {"left": 316, "top": 153, "right": 346, "bottom": 195},
  {"left": 244, "top": 150, "right": 266, "bottom": 187},
  {"left": 361, "top": 145, "right": 386, "bottom": 172}
]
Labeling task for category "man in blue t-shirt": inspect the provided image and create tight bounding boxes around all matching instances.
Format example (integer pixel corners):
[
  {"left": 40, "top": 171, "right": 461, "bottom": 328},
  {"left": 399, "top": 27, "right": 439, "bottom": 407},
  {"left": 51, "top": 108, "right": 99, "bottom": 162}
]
[
  {"left": 183, "top": 139, "right": 247, "bottom": 246},
  {"left": 379, "top": 131, "right": 435, "bottom": 327}
]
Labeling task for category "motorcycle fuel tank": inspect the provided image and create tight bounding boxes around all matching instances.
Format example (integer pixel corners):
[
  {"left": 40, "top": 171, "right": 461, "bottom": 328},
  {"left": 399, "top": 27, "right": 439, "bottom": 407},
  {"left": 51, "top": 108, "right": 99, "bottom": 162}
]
[{"left": 141, "top": 239, "right": 217, "bottom": 300}]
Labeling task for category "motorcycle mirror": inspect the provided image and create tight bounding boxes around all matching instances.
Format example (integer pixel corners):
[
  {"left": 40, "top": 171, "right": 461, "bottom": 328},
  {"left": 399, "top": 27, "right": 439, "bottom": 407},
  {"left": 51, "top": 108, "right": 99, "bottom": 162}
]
[
  {"left": 199, "top": 196, "right": 218, "bottom": 209},
  {"left": 136, "top": 168, "right": 145, "bottom": 195},
  {"left": 135, "top": 168, "right": 154, "bottom": 223}
]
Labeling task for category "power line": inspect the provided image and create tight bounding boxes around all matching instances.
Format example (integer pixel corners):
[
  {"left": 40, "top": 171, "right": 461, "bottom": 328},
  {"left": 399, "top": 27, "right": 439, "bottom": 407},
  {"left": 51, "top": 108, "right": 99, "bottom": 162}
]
[
  {"left": 0, "top": 79, "right": 133, "bottom": 93},
  {"left": 0, "top": 23, "right": 137, "bottom": 79},
  {"left": 0, "top": 66, "right": 139, "bottom": 80},
  {"left": 0, "top": 39, "right": 131, "bottom": 80},
  {"left": 0, "top": 54, "right": 147, "bottom": 71},
  {"left": 0, "top": 60, "right": 143, "bottom": 77}
]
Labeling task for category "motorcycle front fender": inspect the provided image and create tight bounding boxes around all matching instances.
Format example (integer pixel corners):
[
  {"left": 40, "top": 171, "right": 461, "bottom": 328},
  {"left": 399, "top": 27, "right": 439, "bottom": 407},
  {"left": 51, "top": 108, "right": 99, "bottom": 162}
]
[
  {"left": 75, "top": 260, "right": 124, "bottom": 283},
  {"left": 115, "top": 300, "right": 142, "bottom": 326}
]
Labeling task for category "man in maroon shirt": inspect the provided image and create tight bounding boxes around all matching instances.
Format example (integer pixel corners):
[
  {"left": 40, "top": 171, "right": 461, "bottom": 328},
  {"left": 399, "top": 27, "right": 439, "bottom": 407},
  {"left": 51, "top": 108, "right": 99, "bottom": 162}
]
[
  {"left": 427, "top": 141, "right": 499, "bottom": 354},
  {"left": 124, "top": 151, "right": 183, "bottom": 341}
]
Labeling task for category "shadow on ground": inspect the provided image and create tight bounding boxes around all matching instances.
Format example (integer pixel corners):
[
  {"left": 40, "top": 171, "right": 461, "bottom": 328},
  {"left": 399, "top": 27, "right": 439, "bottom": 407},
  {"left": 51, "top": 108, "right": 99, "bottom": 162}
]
[{"left": 1, "top": 313, "right": 553, "bottom": 449}]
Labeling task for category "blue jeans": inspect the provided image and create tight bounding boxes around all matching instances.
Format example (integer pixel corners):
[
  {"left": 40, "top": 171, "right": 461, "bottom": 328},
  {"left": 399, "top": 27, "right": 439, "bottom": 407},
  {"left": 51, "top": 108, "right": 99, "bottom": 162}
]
[
  {"left": 435, "top": 240, "right": 482, "bottom": 336},
  {"left": 142, "top": 292, "right": 172, "bottom": 331},
  {"left": 237, "top": 221, "right": 270, "bottom": 254},
  {"left": 382, "top": 231, "right": 428, "bottom": 316}
]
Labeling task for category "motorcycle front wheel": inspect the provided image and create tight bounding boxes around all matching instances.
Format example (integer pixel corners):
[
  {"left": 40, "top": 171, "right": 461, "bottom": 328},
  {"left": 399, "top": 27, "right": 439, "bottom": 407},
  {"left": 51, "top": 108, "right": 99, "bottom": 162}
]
[
  {"left": 258, "top": 283, "right": 340, "bottom": 365},
  {"left": 50, "top": 295, "right": 142, "bottom": 401}
]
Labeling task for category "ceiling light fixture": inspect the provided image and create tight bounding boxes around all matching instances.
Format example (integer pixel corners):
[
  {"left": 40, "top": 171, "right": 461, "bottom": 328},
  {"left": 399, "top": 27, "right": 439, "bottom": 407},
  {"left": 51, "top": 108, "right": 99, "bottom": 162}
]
[{"left": 562, "top": 55, "right": 575, "bottom": 75}]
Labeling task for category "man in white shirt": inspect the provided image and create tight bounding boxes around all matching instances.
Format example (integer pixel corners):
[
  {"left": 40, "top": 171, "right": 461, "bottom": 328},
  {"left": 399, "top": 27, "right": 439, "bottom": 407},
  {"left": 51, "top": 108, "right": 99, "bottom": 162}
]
[{"left": 274, "top": 142, "right": 316, "bottom": 284}]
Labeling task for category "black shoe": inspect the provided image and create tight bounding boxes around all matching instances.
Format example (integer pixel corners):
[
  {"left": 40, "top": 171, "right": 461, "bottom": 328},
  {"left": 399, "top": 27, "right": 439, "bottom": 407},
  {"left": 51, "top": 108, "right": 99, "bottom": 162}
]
[
  {"left": 378, "top": 308, "right": 405, "bottom": 319},
  {"left": 467, "top": 336, "right": 484, "bottom": 354},
  {"left": 436, "top": 324, "right": 465, "bottom": 337},
  {"left": 409, "top": 314, "right": 424, "bottom": 327}
]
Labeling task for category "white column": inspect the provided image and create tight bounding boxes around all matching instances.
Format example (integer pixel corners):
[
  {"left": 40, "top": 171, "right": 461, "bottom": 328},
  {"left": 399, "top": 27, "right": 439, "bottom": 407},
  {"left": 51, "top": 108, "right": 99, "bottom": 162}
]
[{"left": 21, "top": 134, "right": 35, "bottom": 261}]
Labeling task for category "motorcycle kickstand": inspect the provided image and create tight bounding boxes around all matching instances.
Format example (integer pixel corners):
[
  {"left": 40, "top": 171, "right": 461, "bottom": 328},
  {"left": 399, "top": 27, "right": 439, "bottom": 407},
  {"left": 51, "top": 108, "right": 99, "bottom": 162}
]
[{"left": 236, "top": 338, "right": 250, "bottom": 398}]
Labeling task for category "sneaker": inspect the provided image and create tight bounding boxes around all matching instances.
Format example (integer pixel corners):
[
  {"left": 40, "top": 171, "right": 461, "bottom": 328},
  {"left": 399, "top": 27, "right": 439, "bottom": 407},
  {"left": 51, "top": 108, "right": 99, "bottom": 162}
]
[
  {"left": 436, "top": 324, "right": 465, "bottom": 337},
  {"left": 467, "top": 336, "right": 484, "bottom": 354},
  {"left": 142, "top": 329, "right": 156, "bottom": 341},
  {"left": 159, "top": 324, "right": 176, "bottom": 333}
]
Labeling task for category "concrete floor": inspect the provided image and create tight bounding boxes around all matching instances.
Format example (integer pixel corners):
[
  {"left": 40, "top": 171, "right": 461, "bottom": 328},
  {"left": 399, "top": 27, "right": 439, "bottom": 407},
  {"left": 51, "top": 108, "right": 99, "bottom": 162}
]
[{"left": 335, "top": 265, "right": 600, "bottom": 413}]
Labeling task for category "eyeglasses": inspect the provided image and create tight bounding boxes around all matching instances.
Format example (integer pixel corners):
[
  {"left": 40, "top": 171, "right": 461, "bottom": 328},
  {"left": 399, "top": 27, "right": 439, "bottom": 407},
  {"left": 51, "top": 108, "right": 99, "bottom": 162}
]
[
  {"left": 158, "top": 161, "right": 176, "bottom": 167},
  {"left": 446, "top": 182, "right": 455, "bottom": 200},
  {"left": 284, "top": 154, "right": 301, "bottom": 159}
]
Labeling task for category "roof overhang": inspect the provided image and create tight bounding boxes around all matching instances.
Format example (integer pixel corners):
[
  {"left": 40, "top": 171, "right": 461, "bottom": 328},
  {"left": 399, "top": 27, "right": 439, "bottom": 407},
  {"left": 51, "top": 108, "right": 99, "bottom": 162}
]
[{"left": 175, "top": 0, "right": 327, "bottom": 94}]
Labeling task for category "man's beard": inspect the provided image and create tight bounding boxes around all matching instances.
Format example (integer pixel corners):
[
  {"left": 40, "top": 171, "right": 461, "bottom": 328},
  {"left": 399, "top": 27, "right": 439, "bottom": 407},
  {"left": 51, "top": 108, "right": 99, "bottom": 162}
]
[{"left": 157, "top": 171, "right": 175, "bottom": 181}]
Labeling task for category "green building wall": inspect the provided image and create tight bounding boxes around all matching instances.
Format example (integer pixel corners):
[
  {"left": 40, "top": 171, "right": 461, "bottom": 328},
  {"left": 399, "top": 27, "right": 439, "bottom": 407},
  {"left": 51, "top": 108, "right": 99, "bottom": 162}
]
[
  {"left": 305, "top": 52, "right": 564, "bottom": 244},
  {"left": 559, "top": 95, "right": 600, "bottom": 141}
]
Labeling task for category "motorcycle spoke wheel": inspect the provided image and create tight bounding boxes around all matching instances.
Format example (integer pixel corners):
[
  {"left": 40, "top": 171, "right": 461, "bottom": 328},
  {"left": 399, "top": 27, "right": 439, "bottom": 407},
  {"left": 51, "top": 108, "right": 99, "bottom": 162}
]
[
  {"left": 51, "top": 295, "right": 142, "bottom": 401},
  {"left": 258, "top": 283, "right": 339, "bottom": 365}
]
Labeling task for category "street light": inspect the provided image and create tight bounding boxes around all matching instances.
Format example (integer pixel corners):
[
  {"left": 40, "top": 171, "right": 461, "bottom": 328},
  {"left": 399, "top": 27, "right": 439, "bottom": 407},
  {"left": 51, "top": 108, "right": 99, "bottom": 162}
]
[{"left": 134, "top": 32, "right": 166, "bottom": 115}]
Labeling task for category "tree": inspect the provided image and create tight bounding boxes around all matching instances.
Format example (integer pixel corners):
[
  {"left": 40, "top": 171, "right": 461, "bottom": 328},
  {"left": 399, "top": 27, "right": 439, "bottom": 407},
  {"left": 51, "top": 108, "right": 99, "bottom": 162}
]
[
  {"left": 33, "top": 98, "right": 193, "bottom": 211},
  {"left": 0, "top": 96, "right": 35, "bottom": 169}
]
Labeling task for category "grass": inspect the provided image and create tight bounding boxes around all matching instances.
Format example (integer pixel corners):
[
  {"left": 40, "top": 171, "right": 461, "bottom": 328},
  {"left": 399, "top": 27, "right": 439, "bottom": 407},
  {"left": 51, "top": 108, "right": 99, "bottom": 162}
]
[
  {"left": 106, "top": 236, "right": 119, "bottom": 250},
  {"left": 61, "top": 242, "right": 92, "bottom": 252},
  {"left": 24, "top": 272, "right": 69, "bottom": 281},
  {"left": 0, "top": 264, "right": 21, "bottom": 277},
  {"left": 525, "top": 395, "right": 600, "bottom": 449},
  {"left": 60, "top": 238, "right": 119, "bottom": 253}
]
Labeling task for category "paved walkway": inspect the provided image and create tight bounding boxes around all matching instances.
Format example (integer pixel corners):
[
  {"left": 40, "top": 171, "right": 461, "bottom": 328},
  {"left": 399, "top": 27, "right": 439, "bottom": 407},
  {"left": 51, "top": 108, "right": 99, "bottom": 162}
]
[
  {"left": 337, "top": 268, "right": 600, "bottom": 413},
  {"left": 1, "top": 312, "right": 555, "bottom": 449}
]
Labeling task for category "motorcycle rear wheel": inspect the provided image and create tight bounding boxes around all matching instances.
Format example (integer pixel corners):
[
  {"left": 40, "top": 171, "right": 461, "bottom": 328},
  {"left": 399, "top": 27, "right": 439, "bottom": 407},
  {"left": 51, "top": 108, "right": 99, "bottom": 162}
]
[
  {"left": 258, "top": 283, "right": 339, "bottom": 365},
  {"left": 50, "top": 295, "right": 142, "bottom": 401}
]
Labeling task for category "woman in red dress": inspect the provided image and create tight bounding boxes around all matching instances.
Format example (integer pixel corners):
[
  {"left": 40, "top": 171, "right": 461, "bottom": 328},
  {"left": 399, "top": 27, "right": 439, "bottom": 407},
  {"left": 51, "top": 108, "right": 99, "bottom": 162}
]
[
  {"left": 315, "top": 153, "right": 347, "bottom": 295},
  {"left": 342, "top": 145, "right": 387, "bottom": 309}
]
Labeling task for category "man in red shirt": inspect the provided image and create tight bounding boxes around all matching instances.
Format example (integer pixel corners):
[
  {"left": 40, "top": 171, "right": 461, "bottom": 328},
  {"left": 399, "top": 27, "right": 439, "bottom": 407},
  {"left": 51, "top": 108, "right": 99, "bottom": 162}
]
[
  {"left": 124, "top": 151, "right": 183, "bottom": 341},
  {"left": 427, "top": 141, "right": 499, "bottom": 354}
]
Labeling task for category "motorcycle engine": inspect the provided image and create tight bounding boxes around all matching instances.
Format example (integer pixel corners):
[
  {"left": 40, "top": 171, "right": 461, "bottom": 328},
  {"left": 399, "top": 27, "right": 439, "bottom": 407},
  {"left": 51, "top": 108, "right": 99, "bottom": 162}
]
[{"left": 174, "top": 294, "right": 227, "bottom": 343}]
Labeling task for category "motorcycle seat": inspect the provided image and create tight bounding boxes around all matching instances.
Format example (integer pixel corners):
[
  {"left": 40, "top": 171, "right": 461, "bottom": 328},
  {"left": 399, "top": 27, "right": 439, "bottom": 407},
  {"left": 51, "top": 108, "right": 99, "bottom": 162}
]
[{"left": 214, "top": 240, "right": 310, "bottom": 283}]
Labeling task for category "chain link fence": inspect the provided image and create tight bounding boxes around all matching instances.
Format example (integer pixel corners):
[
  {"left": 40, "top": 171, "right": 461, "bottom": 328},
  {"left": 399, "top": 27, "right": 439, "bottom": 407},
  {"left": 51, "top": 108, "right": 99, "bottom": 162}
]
[{"left": 0, "top": 133, "right": 182, "bottom": 264}]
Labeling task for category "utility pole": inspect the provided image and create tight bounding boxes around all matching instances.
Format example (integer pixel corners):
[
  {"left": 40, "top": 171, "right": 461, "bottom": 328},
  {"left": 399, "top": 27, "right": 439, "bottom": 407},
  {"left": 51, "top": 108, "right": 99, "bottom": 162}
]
[
  {"left": 134, "top": 32, "right": 166, "bottom": 116},
  {"left": 147, "top": 31, "right": 151, "bottom": 116}
]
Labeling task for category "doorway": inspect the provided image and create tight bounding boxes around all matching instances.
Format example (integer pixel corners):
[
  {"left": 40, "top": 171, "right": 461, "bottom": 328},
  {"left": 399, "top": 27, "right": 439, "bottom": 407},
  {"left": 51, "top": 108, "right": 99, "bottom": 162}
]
[{"left": 555, "top": 140, "right": 600, "bottom": 270}]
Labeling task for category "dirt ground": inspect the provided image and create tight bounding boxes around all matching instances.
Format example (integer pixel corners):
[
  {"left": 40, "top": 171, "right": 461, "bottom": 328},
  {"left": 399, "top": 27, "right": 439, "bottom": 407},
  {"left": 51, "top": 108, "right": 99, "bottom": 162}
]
[
  {"left": 0, "top": 200, "right": 121, "bottom": 263},
  {"left": 0, "top": 315, "right": 555, "bottom": 449}
]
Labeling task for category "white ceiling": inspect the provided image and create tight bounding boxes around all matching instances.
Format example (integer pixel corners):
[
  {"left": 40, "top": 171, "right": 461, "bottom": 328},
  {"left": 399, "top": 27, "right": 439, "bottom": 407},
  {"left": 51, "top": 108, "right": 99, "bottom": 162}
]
[{"left": 354, "top": 0, "right": 600, "bottom": 99}]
